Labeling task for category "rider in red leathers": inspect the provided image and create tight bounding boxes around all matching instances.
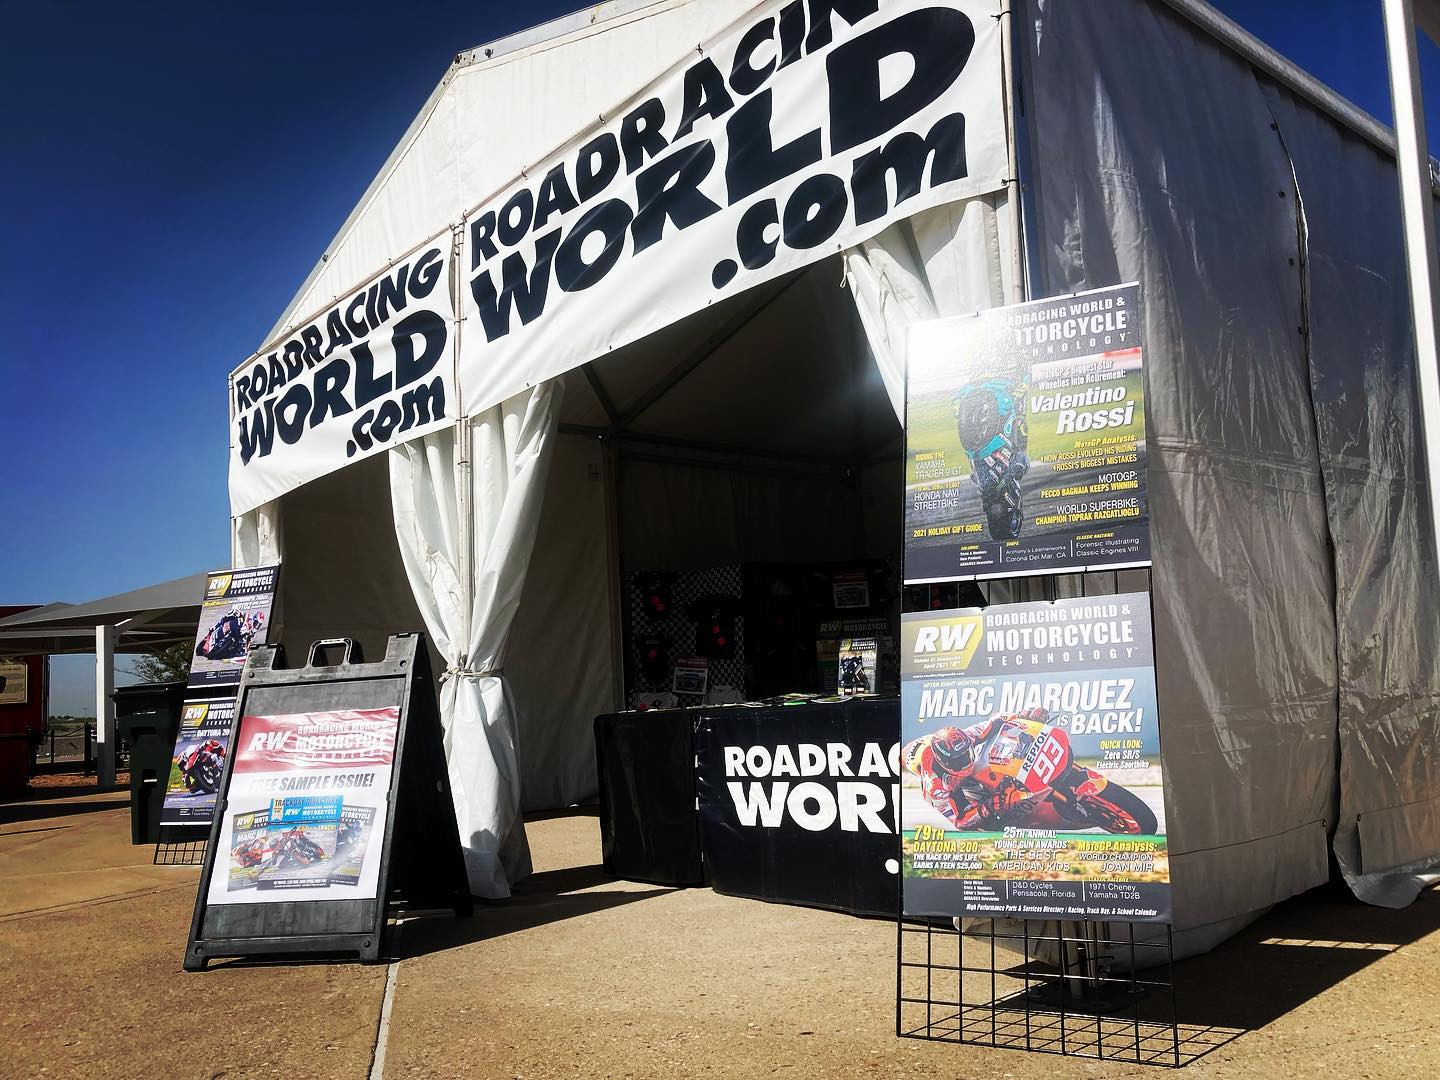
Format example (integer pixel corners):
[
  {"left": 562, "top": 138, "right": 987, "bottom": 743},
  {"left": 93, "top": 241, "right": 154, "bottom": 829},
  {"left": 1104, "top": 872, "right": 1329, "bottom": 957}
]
[{"left": 902, "top": 709, "right": 1056, "bottom": 829}]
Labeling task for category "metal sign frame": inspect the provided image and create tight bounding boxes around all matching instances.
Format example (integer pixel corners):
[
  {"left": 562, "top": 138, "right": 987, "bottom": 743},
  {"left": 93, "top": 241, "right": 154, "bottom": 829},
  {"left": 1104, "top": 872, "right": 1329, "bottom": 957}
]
[{"left": 183, "top": 633, "right": 470, "bottom": 970}]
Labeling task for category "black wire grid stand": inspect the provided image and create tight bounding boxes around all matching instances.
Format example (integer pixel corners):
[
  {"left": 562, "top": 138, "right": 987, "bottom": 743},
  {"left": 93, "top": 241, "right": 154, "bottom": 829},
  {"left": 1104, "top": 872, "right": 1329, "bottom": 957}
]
[
  {"left": 895, "top": 914, "right": 1215, "bottom": 1066},
  {"left": 154, "top": 839, "right": 208, "bottom": 866}
]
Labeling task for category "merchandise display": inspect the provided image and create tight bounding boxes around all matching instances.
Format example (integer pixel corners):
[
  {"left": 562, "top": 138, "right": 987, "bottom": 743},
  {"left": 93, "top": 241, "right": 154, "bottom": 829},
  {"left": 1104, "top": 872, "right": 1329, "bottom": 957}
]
[
  {"left": 623, "top": 567, "right": 746, "bottom": 707},
  {"left": 624, "top": 562, "right": 901, "bottom": 707}
]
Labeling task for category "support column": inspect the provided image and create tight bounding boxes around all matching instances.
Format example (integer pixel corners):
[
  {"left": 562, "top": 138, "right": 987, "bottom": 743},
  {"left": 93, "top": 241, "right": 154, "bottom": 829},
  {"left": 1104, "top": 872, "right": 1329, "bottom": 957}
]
[
  {"left": 1383, "top": 0, "right": 1440, "bottom": 571},
  {"left": 95, "top": 624, "right": 116, "bottom": 787}
]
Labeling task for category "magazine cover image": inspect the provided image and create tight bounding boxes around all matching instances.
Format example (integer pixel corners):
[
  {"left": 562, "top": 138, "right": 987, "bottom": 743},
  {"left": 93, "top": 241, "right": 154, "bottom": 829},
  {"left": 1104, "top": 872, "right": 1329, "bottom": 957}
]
[
  {"left": 195, "top": 608, "right": 264, "bottom": 662},
  {"left": 901, "top": 709, "right": 1162, "bottom": 836},
  {"left": 174, "top": 739, "right": 225, "bottom": 796}
]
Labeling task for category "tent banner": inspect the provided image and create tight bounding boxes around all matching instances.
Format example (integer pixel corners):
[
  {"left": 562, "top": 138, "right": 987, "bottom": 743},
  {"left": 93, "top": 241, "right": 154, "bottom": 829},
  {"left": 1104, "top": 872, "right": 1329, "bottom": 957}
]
[
  {"left": 694, "top": 699, "right": 901, "bottom": 917},
  {"left": 904, "top": 283, "right": 1151, "bottom": 582},
  {"left": 229, "top": 235, "right": 456, "bottom": 515},
  {"left": 457, "top": 0, "right": 1008, "bottom": 416},
  {"left": 899, "top": 594, "right": 1171, "bottom": 922}
]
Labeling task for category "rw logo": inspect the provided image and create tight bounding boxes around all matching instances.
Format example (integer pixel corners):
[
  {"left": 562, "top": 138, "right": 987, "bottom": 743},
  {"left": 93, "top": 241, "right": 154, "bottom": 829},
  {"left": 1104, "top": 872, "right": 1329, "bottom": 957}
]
[{"left": 906, "top": 615, "right": 984, "bottom": 670}]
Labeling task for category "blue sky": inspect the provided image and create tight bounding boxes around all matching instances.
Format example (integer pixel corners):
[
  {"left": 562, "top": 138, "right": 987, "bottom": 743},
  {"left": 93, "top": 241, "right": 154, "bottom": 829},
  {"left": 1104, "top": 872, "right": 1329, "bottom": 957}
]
[{"left": 0, "top": 0, "right": 1433, "bottom": 713}]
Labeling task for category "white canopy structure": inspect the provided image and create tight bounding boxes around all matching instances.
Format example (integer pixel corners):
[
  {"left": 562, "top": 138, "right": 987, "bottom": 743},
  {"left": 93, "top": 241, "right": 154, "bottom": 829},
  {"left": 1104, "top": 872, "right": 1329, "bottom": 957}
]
[{"left": 228, "top": 0, "right": 1440, "bottom": 956}]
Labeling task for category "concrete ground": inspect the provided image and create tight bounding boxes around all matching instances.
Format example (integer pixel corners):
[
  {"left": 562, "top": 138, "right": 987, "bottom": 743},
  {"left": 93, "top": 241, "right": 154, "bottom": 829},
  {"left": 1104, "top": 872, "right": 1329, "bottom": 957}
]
[{"left": 2, "top": 788, "right": 1438, "bottom": 1079}]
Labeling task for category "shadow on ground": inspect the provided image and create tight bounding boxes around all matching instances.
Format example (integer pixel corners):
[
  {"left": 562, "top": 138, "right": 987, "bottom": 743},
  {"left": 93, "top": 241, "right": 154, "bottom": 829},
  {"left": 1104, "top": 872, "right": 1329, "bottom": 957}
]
[
  {"left": 0, "top": 796, "right": 130, "bottom": 825},
  {"left": 906, "top": 881, "right": 1440, "bottom": 1065},
  {"left": 394, "top": 862, "right": 671, "bottom": 960},
  {"left": 1173, "top": 882, "right": 1440, "bottom": 1027}
]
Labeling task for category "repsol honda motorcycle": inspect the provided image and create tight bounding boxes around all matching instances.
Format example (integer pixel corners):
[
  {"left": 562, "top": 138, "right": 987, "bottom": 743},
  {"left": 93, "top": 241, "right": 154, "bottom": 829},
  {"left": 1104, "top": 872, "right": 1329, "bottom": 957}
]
[
  {"left": 920, "top": 716, "right": 1158, "bottom": 835},
  {"left": 952, "top": 379, "right": 1029, "bottom": 540}
]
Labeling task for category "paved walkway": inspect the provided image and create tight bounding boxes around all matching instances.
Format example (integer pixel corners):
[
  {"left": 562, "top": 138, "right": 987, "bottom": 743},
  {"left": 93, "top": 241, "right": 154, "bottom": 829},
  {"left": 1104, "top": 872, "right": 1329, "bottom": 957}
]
[{"left": 2, "top": 791, "right": 1438, "bottom": 1078}]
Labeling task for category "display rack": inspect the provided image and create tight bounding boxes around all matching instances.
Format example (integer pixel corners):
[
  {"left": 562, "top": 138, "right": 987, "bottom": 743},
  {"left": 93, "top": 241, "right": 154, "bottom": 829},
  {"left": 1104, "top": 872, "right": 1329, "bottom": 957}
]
[
  {"left": 895, "top": 914, "right": 1216, "bottom": 1066},
  {"left": 154, "top": 839, "right": 207, "bottom": 866}
]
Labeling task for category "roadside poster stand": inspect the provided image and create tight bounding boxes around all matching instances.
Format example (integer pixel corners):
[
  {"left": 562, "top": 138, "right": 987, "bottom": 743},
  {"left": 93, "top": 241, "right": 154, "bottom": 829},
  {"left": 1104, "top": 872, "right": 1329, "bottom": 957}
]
[
  {"left": 157, "top": 566, "right": 280, "bottom": 861},
  {"left": 904, "top": 284, "right": 1148, "bottom": 583},
  {"left": 897, "top": 291, "right": 1182, "bottom": 1066},
  {"left": 183, "top": 633, "right": 470, "bottom": 969},
  {"left": 899, "top": 594, "right": 1170, "bottom": 922}
]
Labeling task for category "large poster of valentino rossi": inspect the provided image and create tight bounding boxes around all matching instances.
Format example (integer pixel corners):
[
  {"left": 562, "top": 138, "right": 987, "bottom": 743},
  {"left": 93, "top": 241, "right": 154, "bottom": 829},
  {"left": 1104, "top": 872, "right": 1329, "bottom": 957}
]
[
  {"left": 905, "top": 283, "right": 1149, "bottom": 582},
  {"left": 900, "top": 593, "right": 1171, "bottom": 922}
]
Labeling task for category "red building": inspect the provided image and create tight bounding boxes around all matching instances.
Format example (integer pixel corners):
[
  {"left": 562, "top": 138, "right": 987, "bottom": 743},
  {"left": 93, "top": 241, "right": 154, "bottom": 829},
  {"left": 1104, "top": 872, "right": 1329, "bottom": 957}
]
[{"left": 0, "top": 606, "right": 48, "bottom": 798}]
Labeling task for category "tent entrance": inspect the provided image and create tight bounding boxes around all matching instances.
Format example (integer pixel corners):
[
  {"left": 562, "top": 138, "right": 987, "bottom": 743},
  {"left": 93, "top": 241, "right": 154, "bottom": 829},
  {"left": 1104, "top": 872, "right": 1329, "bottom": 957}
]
[{"left": 549, "top": 255, "right": 904, "bottom": 711}]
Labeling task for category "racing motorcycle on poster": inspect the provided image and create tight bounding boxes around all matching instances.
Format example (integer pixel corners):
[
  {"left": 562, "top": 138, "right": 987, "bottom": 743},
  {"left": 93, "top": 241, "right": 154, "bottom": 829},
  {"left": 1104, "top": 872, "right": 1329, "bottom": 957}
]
[
  {"left": 336, "top": 818, "right": 362, "bottom": 856},
  {"left": 267, "top": 827, "right": 327, "bottom": 870},
  {"left": 231, "top": 838, "right": 268, "bottom": 868},
  {"left": 952, "top": 378, "right": 1029, "bottom": 540},
  {"left": 176, "top": 739, "right": 226, "bottom": 795},
  {"left": 195, "top": 609, "right": 265, "bottom": 662},
  {"left": 905, "top": 712, "right": 1158, "bottom": 835}
]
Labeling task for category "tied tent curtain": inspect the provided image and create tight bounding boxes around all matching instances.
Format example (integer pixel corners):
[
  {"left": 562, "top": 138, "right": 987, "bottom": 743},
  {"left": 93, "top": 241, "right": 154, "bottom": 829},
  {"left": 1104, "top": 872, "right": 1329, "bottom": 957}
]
[
  {"left": 389, "top": 380, "right": 564, "bottom": 898},
  {"left": 232, "top": 500, "right": 283, "bottom": 568},
  {"left": 843, "top": 194, "right": 1014, "bottom": 421}
]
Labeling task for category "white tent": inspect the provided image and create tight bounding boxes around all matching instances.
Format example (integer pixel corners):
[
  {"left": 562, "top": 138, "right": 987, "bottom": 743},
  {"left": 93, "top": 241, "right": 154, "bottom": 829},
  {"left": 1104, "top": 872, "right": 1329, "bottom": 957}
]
[{"left": 227, "top": 0, "right": 1440, "bottom": 954}]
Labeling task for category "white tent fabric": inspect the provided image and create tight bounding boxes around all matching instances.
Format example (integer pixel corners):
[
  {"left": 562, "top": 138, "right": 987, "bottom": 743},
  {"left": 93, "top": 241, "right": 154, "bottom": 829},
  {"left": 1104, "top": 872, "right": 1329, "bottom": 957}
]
[
  {"left": 269, "top": 0, "right": 753, "bottom": 340},
  {"left": 389, "top": 381, "right": 563, "bottom": 898},
  {"left": 506, "top": 434, "right": 618, "bottom": 812},
  {"left": 228, "top": 0, "right": 1439, "bottom": 941},
  {"left": 845, "top": 194, "right": 1016, "bottom": 419},
  {"left": 232, "top": 500, "right": 283, "bottom": 568}
]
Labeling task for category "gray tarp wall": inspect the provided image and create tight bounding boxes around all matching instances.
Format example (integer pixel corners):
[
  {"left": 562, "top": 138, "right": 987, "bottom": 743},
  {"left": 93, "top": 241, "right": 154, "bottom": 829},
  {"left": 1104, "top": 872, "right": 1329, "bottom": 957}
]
[{"left": 1024, "top": 0, "right": 1440, "bottom": 938}]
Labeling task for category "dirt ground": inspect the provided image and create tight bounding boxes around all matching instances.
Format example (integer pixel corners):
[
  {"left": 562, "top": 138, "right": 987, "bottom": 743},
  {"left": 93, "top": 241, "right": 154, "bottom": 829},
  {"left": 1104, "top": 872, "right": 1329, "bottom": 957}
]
[{"left": 3, "top": 789, "right": 1439, "bottom": 1079}]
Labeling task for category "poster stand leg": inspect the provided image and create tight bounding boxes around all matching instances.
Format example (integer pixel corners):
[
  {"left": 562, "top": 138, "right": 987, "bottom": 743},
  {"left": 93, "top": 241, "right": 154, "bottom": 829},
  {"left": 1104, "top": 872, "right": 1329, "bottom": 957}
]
[{"left": 896, "top": 912, "right": 1188, "bottom": 1066}]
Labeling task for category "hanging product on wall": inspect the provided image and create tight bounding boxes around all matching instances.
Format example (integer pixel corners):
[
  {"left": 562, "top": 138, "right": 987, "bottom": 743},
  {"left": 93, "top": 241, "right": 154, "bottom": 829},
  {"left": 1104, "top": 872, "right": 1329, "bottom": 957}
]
[
  {"left": 672, "top": 658, "right": 709, "bottom": 697},
  {"left": 741, "top": 566, "right": 811, "bottom": 699},
  {"left": 623, "top": 567, "right": 745, "bottom": 707},
  {"left": 832, "top": 571, "right": 872, "bottom": 610},
  {"left": 899, "top": 593, "right": 1171, "bottom": 922},
  {"left": 638, "top": 634, "right": 670, "bottom": 683},
  {"left": 687, "top": 593, "right": 742, "bottom": 660},
  {"left": 636, "top": 572, "right": 674, "bottom": 621},
  {"left": 904, "top": 283, "right": 1150, "bottom": 582}
]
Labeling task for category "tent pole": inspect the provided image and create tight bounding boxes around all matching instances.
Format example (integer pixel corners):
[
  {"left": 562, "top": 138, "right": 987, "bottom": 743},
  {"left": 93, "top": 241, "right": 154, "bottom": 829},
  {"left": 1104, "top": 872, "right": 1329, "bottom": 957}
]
[
  {"left": 1000, "top": 0, "right": 1027, "bottom": 304},
  {"left": 601, "top": 438, "right": 626, "bottom": 711},
  {"left": 94, "top": 624, "right": 116, "bottom": 787},
  {"left": 1382, "top": 0, "right": 1440, "bottom": 572},
  {"left": 451, "top": 223, "right": 475, "bottom": 651}
]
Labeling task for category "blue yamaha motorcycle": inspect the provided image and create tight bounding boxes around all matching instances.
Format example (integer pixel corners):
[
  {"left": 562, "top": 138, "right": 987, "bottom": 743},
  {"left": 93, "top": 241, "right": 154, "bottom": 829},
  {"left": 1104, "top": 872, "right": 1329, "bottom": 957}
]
[{"left": 952, "top": 379, "right": 1029, "bottom": 540}]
